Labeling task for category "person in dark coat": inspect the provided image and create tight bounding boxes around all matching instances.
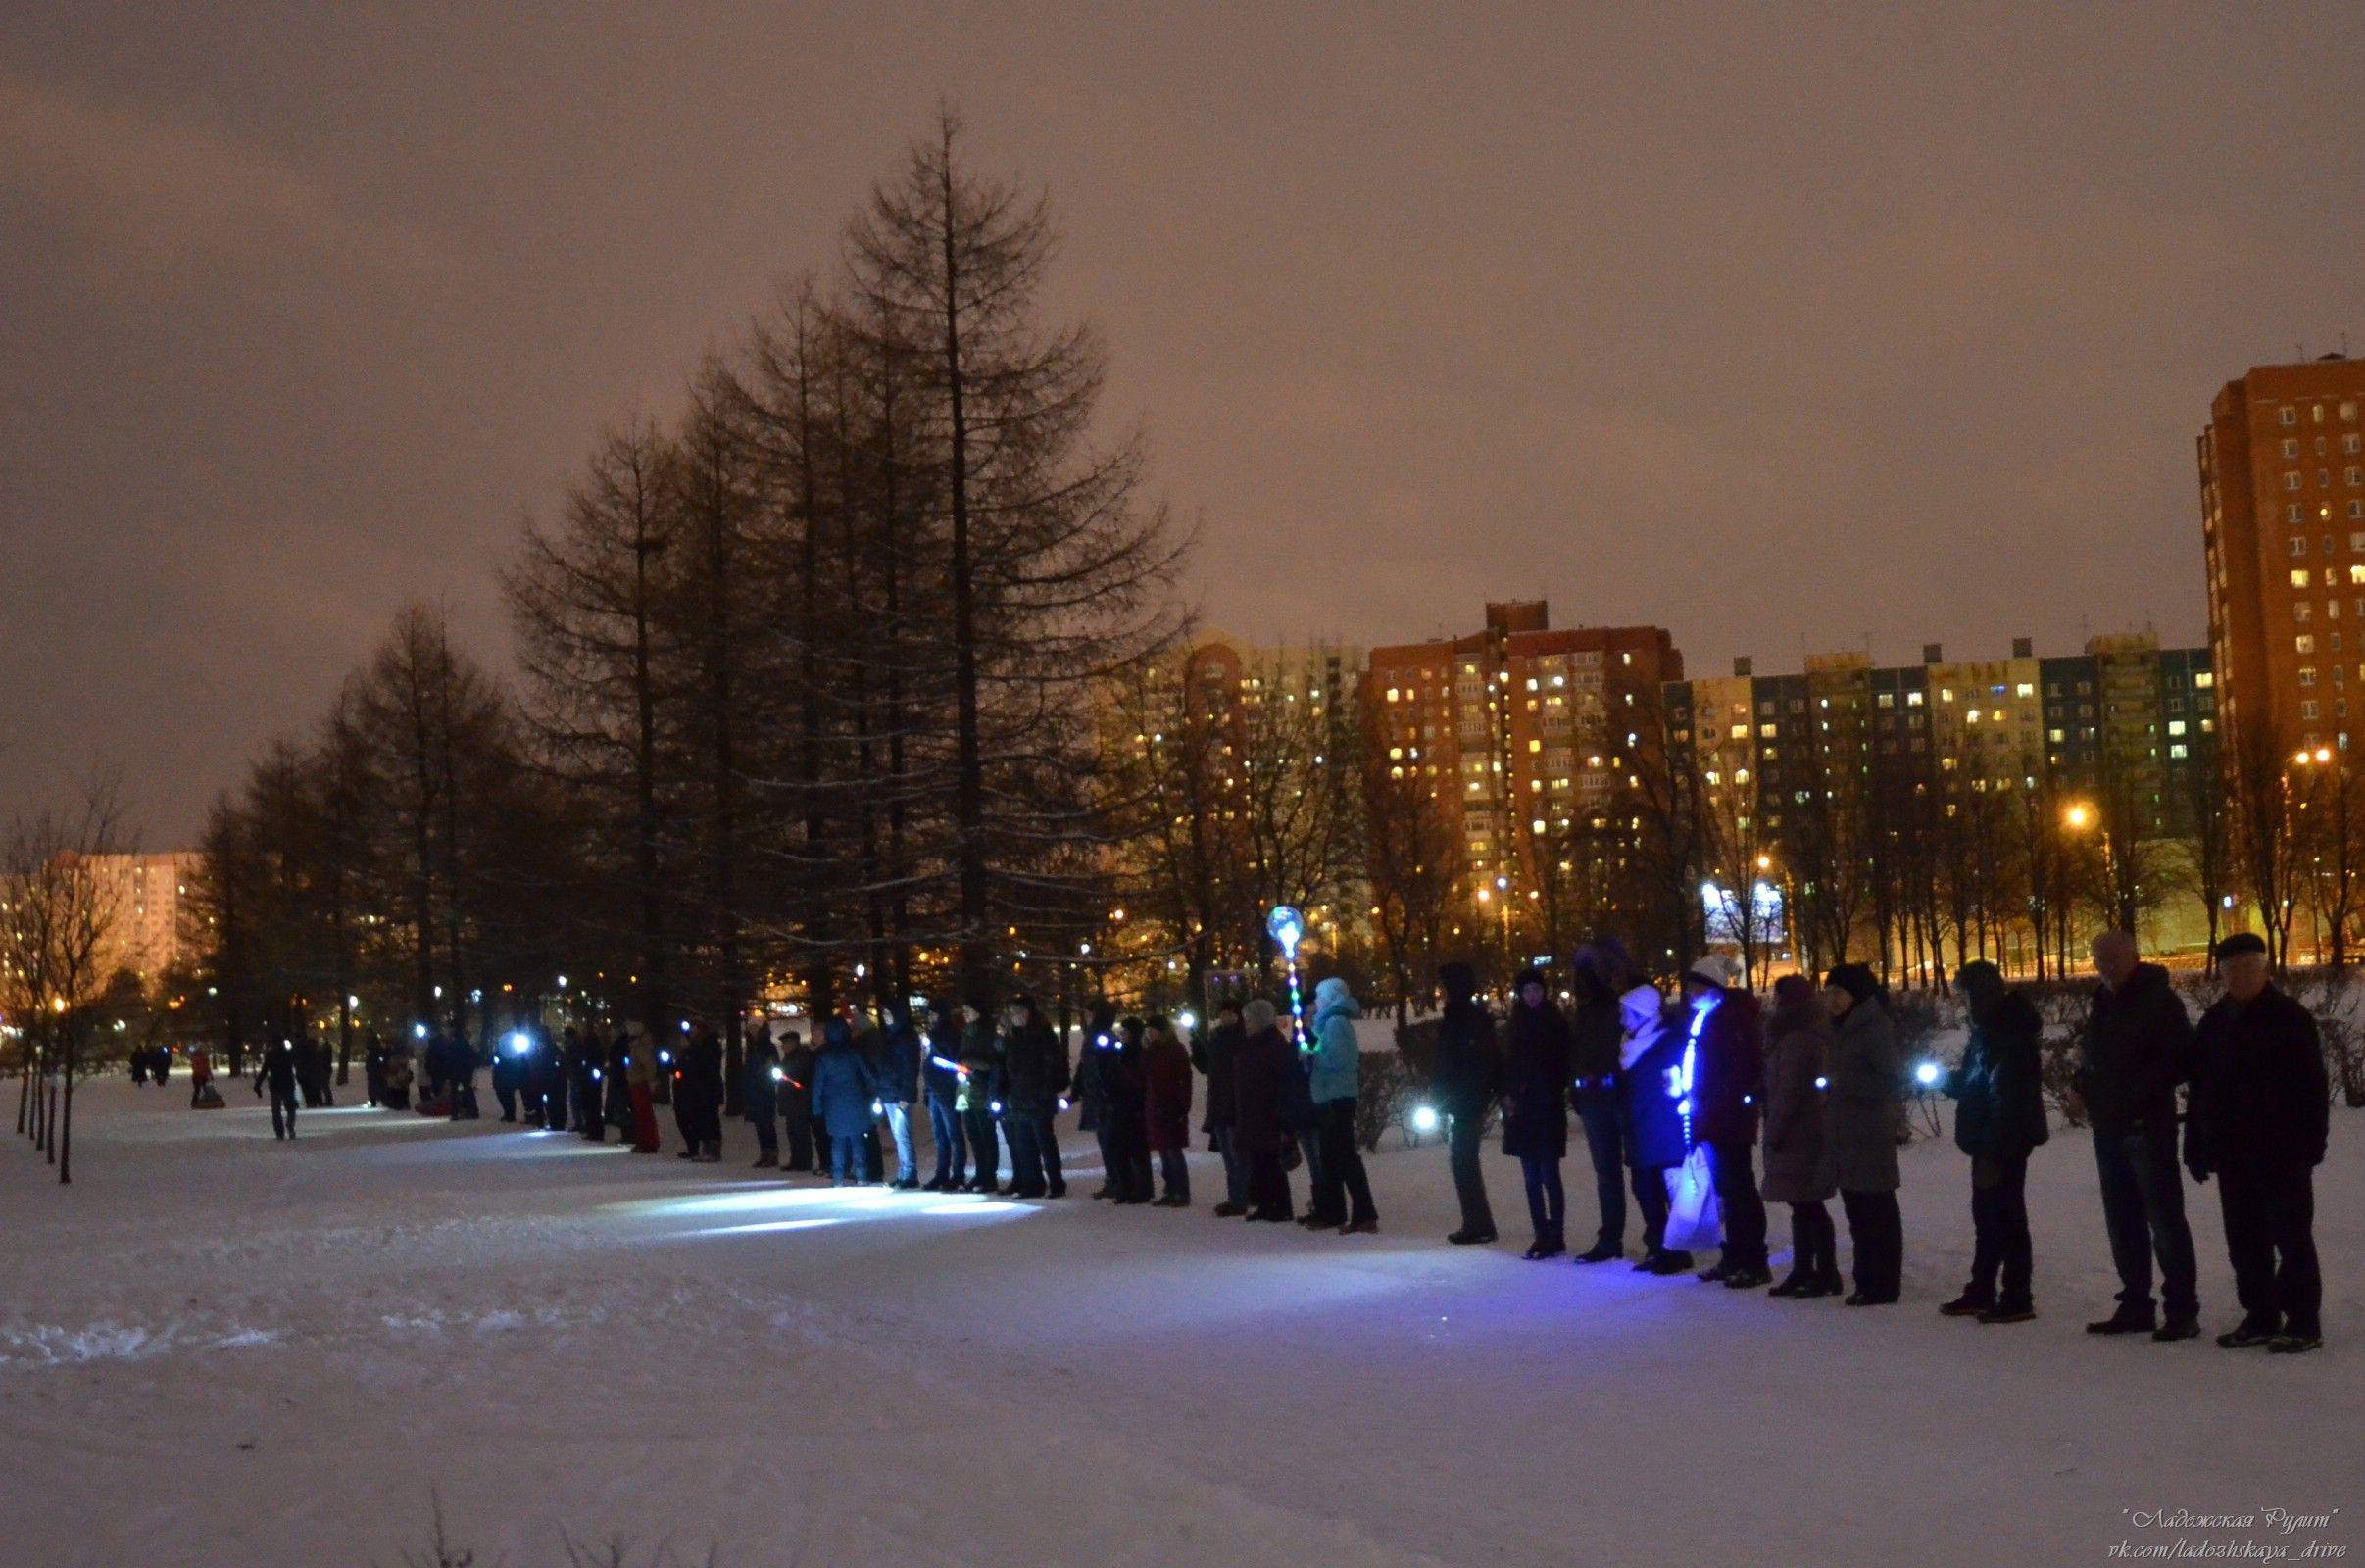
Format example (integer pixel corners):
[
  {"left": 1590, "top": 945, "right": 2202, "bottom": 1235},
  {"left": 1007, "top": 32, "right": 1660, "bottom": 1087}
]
[
  {"left": 531, "top": 1025, "right": 567, "bottom": 1131},
  {"left": 1682, "top": 959, "right": 1770, "bottom": 1288},
  {"left": 1072, "top": 1003, "right": 1119, "bottom": 1197},
  {"left": 602, "top": 1029, "right": 632, "bottom": 1141},
  {"left": 1502, "top": 966, "right": 1572, "bottom": 1259},
  {"left": 679, "top": 1023, "right": 725, "bottom": 1162},
  {"left": 2078, "top": 930, "right": 2200, "bottom": 1339},
  {"left": 1144, "top": 1014, "right": 1194, "bottom": 1205},
  {"left": 563, "top": 1027, "right": 601, "bottom": 1143},
  {"left": 873, "top": 1002, "right": 924, "bottom": 1189},
  {"left": 2186, "top": 933, "right": 2330, "bottom": 1354},
  {"left": 1567, "top": 939, "right": 1634, "bottom": 1262},
  {"left": 255, "top": 1038, "right": 300, "bottom": 1140},
  {"left": 1193, "top": 1000, "right": 1250, "bottom": 1215},
  {"left": 1823, "top": 964, "right": 1903, "bottom": 1305},
  {"left": 1000, "top": 994, "right": 1068, "bottom": 1199},
  {"left": 491, "top": 1026, "right": 522, "bottom": 1122},
  {"left": 1760, "top": 975, "right": 1840, "bottom": 1298},
  {"left": 922, "top": 1002, "right": 969, "bottom": 1191},
  {"left": 1430, "top": 961, "right": 1500, "bottom": 1246},
  {"left": 364, "top": 1031, "right": 389, "bottom": 1107},
  {"left": 293, "top": 1036, "right": 331, "bottom": 1108},
  {"left": 1232, "top": 1000, "right": 1297, "bottom": 1221},
  {"left": 778, "top": 1030, "right": 816, "bottom": 1172},
  {"left": 1619, "top": 984, "right": 1692, "bottom": 1275},
  {"left": 745, "top": 1025, "right": 781, "bottom": 1168},
  {"left": 1100, "top": 1017, "right": 1154, "bottom": 1204},
  {"left": 812, "top": 1018, "right": 878, "bottom": 1185},
  {"left": 1940, "top": 960, "right": 2046, "bottom": 1323},
  {"left": 956, "top": 1004, "right": 1004, "bottom": 1193}
]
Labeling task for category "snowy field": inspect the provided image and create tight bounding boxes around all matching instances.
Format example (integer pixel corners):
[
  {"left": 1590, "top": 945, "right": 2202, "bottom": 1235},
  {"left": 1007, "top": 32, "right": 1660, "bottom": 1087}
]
[{"left": 3, "top": 1078, "right": 2360, "bottom": 1568}]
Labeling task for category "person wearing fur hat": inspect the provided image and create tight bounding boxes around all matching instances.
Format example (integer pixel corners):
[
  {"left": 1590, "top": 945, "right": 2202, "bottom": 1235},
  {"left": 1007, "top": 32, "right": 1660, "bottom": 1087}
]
[
  {"left": 1822, "top": 963, "right": 1905, "bottom": 1305},
  {"left": 1503, "top": 966, "right": 1573, "bottom": 1258},
  {"left": 1305, "top": 976, "right": 1379, "bottom": 1234},
  {"left": 1680, "top": 957, "right": 1771, "bottom": 1289},
  {"left": 1761, "top": 974, "right": 1841, "bottom": 1298},
  {"left": 1618, "top": 982, "right": 1693, "bottom": 1275},
  {"left": 1430, "top": 961, "right": 1501, "bottom": 1246}
]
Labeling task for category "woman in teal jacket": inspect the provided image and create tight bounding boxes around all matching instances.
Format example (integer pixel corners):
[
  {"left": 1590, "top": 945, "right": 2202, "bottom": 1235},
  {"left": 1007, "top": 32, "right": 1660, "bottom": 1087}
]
[{"left": 1305, "top": 977, "right": 1378, "bottom": 1234}]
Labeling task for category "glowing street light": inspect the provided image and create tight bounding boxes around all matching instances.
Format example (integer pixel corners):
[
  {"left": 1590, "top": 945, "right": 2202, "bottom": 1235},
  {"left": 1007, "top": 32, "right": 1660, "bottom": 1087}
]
[{"left": 2062, "top": 803, "right": 2092, "bottom": 831}]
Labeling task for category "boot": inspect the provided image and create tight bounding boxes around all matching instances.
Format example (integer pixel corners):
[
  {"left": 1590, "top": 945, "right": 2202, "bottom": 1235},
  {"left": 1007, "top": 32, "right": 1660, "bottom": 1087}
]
[
  {"left": 752, "top": 1151, "right": 778, "bottom": 1170},
  {"left": 1212, "top": 1201, "right": 1245, "bottom": 1218},
  {"left": 1940, "top": 1290, "right": 1994, "bottom": 1318},
  {"left": 1572, "top": 1239, "right": 1622, "bottom": 1264},
  {"left": 1767, "top": 1269, "right": 1809, "bottom": 1298},
  {"left": 1447, "top": 1227, "right": 1498, "bottom": 1246},
  {"left": 2086, "top": 1305, "right": 2157, "bottom": 1336}
]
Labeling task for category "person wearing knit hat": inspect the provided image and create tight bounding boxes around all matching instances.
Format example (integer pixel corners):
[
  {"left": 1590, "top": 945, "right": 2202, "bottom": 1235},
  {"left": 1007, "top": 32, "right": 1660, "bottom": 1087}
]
[
  {"left": 1680, "top": 958, "right": 1771, "bottom": 1289},
  {"left": 1617, "top": 982, "right": 1694, "bottom": 1275},
  {"left": 1822, "top": 964, "right": 1905, "bottom": 1305},
  {"left": 1503, "top": 966, "right": 1572, "bottom": 1258}
]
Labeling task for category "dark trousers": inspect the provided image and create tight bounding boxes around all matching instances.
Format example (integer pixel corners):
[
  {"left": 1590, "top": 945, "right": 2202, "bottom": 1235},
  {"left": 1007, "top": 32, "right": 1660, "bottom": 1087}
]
[
  {"left": 1519, "top": 1152, "right": 1564, "bottom": 1244},
  {"left": 1036, "top": 1112, "right": 1065, "bottom": 1193},
  {"left": 751, "top": 1111, "right": 778, "bottom": 1157},
  {"left": 1101, "top": 1116, "right": 1152, "bottom": 1200},
  {"left": 785, "top": 1108, "right": 815, "bottom": 1171},
  {"left": 1788, "top": 1200, "right": 1837, "bottom": 1281},
  {"left": 1448, "top": 1114, "right": 1496, "bottom": 1236},
  {"left": 1841, "top": 1188, "right": 1903, "bottom": 1299},
  {"left": 540, "top": 1082, "right": 568, "bottom": 1132},
  {"left": 1632, "top": 1164, "right": 1674, "bottom": 1254},
  {"left": 963, "top": 1106, "right": 1000, "bottom": 1186},
  {"left": 1310, "top": 1099, "right": 1376, "bottom": 1225},
  {"left": 494, "top": 1082, "right": 517, "bottom": 1121},
  {"left": 829, "top": 1132, "right": 865, "bottom": 1183},
  {"left": 1157, "top": 1148, "right": 1190, "bottom": 1202},
  {"left": 928, "top": 1097, "right": 966, "bottom": 1184},
  {"left": 2094, "top": 1124, "right": 2198, "bottom": 1319},
  {"left": 1576, "top": 1094, "right": 1626, "bottom": 1248},
  {"left": 1705, "top": 1140, "right": 1767, "bottom": 1271},
  {"left": 2219, "top": 1161, "right": 2320, "bottom": 1336},
  {"left": 1247, "top": 1148, "right": 1293, "bottom": 1217},
  {"left": 1966, "top": 1154, "right": 2033, "bottom": 1309},
  {"left": 1213, "top": 1126, "right": 1251, "bottom": 1209},
  {"left": 1006, "top": 1114, "right": 1047, "bottom": 1195},
  {"left": 270, "top": 1090, "right": 297, "bottom": 1140},
  {"left": 575, "top": 1079, "right": 603, "bottom": 1141}
]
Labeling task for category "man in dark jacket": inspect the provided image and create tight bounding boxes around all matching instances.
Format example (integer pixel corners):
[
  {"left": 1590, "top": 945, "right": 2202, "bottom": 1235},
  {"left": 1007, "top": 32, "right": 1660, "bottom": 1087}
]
[
  {"left": 255, "top": 1038, "right": 300, "bottom": 1140},
  {"left": 1193, "top": 1001, "right": 1250, "bottom": 1215},
  {"left": 745, "top": 1024, "right": 781, "bottom": 1169},
  {"left": 678, "top": 1023, "right": 725, "bottom": 1163},
  {"left": 877, "top": 1002, "right": 925, "bottom": 1189},
  {"left": 1000, "top": 994, "right": 1068, "bottom": 1199},
  {"left": 1681, "top": 960, "right": 1770, "bottom": 1288},
  {"left": 922, "top": 1002, "right": 968, "bottom": 1191},
  {"left": 1567, "top": 940, "right": 1632, "bottom": 1263},
  {"left": 778, "top": 1030, "right": 816, "bottom": 1171},
  {"left": 1233, "top": 999, "right": 1297, "bottom": 1222},
  {"left": 2187, "top": 933, "right": 2329, "bottom": 1354},
  {"left": 1430, "top": 962, "right": 1500, "bottom": 1246},
  {"left": 2079, "top": 931, "right": 2200, "bottom": 1339},
  {"left": 956, "top": 1003, "right": 1004, "bottom": 1193},
  {"left": 1941, "top": 961, "right": 2046, "bottom": 1323},
  {"left": 564, "top": 1027, "right": 603, "bottom": 1143},
  {"left": 812, "top": 1018, "right": 877, "bottom": 1185}
]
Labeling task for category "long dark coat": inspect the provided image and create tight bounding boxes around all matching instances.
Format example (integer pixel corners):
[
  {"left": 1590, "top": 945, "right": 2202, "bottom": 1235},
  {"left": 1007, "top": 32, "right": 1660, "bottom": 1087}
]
[
  {"left": 1501, "top": 1000, "right": 1571, "bottom": 1161},
  {"left": 1759, "top": 998, "right": 1835, "bottom": 1204}
]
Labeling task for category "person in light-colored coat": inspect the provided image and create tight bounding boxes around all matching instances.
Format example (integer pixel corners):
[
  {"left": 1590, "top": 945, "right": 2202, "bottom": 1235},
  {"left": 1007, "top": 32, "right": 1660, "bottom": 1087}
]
[
  {"left": 1760, "top": 975, "right": 1840, "bottom": 1298},
  {"left": 1820, "top": 965, "right": 1904, "bottom": 1304}
]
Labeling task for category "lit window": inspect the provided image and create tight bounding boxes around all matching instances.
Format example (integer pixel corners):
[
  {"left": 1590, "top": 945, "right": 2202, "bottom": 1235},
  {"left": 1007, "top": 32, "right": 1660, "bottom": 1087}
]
[
  {"left": 2294, "top": 569, "right": 2314, "bottom": 589},
  {"left": 2298, "top": 637, "right": 2317, "bottom": 656},
  {"left": 2194, "top": 672, "right": 2214, "bottom": 689}
]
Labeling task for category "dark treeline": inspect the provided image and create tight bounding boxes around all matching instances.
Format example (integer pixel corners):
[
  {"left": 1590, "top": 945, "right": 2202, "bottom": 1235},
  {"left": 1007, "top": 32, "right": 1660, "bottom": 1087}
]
[{"left": 184, "top": 116, "right": 1185, "bottom": 1081}]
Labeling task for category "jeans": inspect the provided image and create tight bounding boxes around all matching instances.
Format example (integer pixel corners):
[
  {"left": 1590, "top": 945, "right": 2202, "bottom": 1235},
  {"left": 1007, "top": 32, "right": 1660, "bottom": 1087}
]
[
  {"left": 785, "top": 1109, "right": 815, "bottom": 1171},
  {"left": 1841, "top": 1188, "right": 1903, "bottom": 1299},
  {"left": 1449, "top": 1114, "right": 1497, "bottom": 1236},
  {"left": 829, "top": 1132, "right": 866, "bottom": 1184},
  {"left": 1704, "top": 1140, "right": 1768, "bottom": 1272},
  {"left": 1212, "top": 1127, "right": 1251, "bottom": 1209},
  {"left": 883, "top": 1102, "right": 917, "bottom": 1184},
  {"left": 2094, "top": 1124, "right": 2198, "bottom": 1319},
  {"left": 1157, "top": 1148, "right": 1190, "bottom": 1202},
  {"left": 1519, "top": 1152, "right": 1564, "bottom": 1245},
  {"left": 1967, "top": 1154, "right": 2033, "bottom": 1308},
  {"left": 1310, "top": 1099, "right": 1376, "bottom": 1225},
  {"left": 2219, "top": 1161, "right": 2319, "bottom": 1336},
  {"left": 963, "top": 1106, "right": 1000, "bottom": 1187},
  {"left": 928, "top": 1096, "right": 966, "bottom": 1185},
  {"left": 1576, "top": 1094, "right": 1627, "bottom": 1249}
]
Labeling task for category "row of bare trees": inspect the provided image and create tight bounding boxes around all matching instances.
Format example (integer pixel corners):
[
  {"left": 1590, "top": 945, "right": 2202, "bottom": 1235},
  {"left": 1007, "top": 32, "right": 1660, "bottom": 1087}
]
[
  {"left": 2, "top": 785, "right": 131, "bottom": 1183},
  {"left": 183, "top": 117, "right": 1184, "bottom": 1088}
]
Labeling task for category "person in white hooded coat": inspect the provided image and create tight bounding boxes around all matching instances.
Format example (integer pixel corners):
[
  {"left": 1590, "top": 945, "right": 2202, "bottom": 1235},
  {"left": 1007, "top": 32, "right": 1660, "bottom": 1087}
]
[{"left": 1617, "top": 983, "right": 1694, "bottom": 1275}]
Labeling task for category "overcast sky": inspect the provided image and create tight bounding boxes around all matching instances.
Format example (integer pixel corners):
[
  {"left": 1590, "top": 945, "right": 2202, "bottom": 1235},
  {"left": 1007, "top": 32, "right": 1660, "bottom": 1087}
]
[{"left": 5, "top": 3, "right": 2362, "bottom": 842}]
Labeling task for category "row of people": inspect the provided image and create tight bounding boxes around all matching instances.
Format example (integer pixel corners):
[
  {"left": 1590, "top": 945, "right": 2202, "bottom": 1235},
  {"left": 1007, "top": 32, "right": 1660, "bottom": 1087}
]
[{"left": 1423, "top": 930, "right": 2328, "bottom": 1354}]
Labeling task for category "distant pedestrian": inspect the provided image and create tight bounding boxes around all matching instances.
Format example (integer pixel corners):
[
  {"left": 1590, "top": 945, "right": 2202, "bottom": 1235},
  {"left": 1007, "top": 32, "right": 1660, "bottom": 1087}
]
[
  {"left": 1620, "top": 983, "right": 1691, "bottom": 1275},
  {"left": 255, "top": 1038, "right": 300, "bottom": 1141},
  {"left": 624, "top": 1024, "right": 662, "bottom": 1153},
  {"left": 745, "top": 1025, "right": 781, "bottom": 1169},
  {"left": 999, "top": 994, "right": 1067, "bottom": 1199},
  {"left": 1193, "top": 1000, "right": 1251, "bottom": 1216},
  {"left": 1502, "top": 966, "right": 1570, "bottom": 1259},
  {"left": 1940, "top": 961, "right": 2046, "bottom": 1323},
  {"left": 1305, "top": 977, "right": 1377, "bottom": 1236},
  {"left": 2077, "top": 930, "right": 2200, "bottom": 1341},
  {"left": 1430, "top": 962, "right": 1500, "bottom": 1247},
  {"left": 1144, "top": 1014, "right": 1193, "bottom": 1206},
  {"left": 1568, "top": 939, "right": 1634, "bottom": 1263},
  {"left": 1760, "top": 975, "right": 1840, "bottom": 1298},
  {"left": 1680, "top": 958, "right": 1770, "bottom": 1289},
  {"left": 1822, "top": 964, "right": 1903, "bottom": 1306},
  {"left": 957, "top": 1002, "right": 1004, "bottom": 1193},
  {"left": 922, "top": 1002, "right": 968, "bottom": 1191},
  {"left": 1100, "top": 1017, "right": 1154, "bottom": 1204},
  {"left": 877, "top": 1002, "right": 924, "bottom": 1190},
  {"left": 2187, "top": 933, "right": 2329, "bottom": 1355},
  {"left": 779, "top": 1030, "right": 816, "bottom": 1172},
  {"left": 1233, "top": 999, "right": 1297, "bottom": 1222},
  {"left": 813, "top": 1018, "right": 878, "bottom": 1185}
]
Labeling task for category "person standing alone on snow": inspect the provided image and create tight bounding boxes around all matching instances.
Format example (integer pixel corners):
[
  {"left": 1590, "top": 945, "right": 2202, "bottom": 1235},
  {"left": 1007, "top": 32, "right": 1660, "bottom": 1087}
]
[
  {"left": 255, "top": 1037, "right": 300, "bottom": 1141},
  {"left": 1305, "top": 977, "right": 1378, "bottom": 1235},
  {"left": 2185, "top": 933, "right": 2328, "bottom": 1355},
  {"left": 1429, "top": 962, "right": 1500, "bottom": 1247},
  {"left": 2077, "top": 930, "right": 2200, "bottom": 1341},
  {"left": 1939, "top": 960, "right": 2045, "bottom": 1324}
]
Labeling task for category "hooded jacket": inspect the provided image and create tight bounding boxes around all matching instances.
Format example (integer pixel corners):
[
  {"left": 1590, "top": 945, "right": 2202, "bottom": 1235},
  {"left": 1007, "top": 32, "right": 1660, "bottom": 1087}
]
[
  {"left": 811, "top": 1020, "right": 878, "bottom": 1137},
  {"left": 1617, "top": 986, "right": 1689, "bottom": 1170},
  {"left": 1821, "top": 997, "right": 1903, "bottom": 1193},
  {"left": 1306, "top": 977, "right": 1362, "bottom": 1104}
]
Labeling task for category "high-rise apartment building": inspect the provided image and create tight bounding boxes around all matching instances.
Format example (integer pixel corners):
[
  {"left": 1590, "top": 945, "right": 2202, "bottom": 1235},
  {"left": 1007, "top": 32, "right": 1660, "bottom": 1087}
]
[
  {"left": 1363, "top": 602, "right": 1682, "bottom": 889},
  {"left": 2199, "top": 353, "right": 2365, "bottom": 757}
]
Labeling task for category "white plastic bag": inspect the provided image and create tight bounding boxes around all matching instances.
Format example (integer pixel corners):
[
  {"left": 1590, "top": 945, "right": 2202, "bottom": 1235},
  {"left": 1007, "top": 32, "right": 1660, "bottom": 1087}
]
[{"left": 1663, "top": 1144, "right": 1722, "bottom": 1252}]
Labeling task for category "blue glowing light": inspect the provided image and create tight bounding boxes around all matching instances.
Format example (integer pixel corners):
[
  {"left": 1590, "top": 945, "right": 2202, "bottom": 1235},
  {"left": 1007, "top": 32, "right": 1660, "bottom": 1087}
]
[
  {"left": 1265, "top": 905, "right": 1306, "bottom": 953},
  {"left": 1915, "top": 1061, "right": 1942, "bottom": 1087}
]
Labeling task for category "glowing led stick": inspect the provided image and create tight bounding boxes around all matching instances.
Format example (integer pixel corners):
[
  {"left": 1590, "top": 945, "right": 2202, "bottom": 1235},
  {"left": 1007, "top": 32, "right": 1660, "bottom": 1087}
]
[{"left": 1267, "top": 905, "right": 1306, "bottom": 1042}]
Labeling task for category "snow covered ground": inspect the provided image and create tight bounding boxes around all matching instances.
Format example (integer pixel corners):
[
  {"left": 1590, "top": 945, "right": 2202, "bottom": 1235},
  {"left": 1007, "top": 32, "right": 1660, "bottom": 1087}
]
[{"left": 2, "top": 1077, "right": 2359, "bottom": 1568}]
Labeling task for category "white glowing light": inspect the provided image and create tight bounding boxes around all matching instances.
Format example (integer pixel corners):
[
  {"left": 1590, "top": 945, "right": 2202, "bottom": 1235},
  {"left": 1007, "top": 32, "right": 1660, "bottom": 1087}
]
[{"left": 1410, "top": 1104, "right": 1441, "bottom": 1135}]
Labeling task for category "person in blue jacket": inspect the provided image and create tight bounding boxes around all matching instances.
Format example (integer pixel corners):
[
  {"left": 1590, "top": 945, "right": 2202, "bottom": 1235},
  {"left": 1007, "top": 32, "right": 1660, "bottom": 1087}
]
[
  {"left": 1305, "top": 976, "right": 1378, "bottom": 1234},
  {"left": 811, "top": 1018, "right": 878, "bottom": 1186},
  {"left": 921, "top": 999, "right": 969, "bottom": 1192}
]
